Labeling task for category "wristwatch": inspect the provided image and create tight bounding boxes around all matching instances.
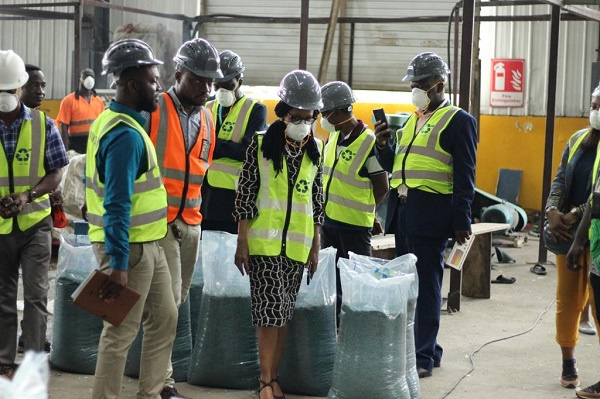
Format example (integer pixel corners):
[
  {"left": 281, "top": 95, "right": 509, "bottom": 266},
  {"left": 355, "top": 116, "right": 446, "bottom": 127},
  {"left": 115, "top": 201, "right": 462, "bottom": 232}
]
[{"left": 28, "top": 189, "right": 38, "bottom": 203}]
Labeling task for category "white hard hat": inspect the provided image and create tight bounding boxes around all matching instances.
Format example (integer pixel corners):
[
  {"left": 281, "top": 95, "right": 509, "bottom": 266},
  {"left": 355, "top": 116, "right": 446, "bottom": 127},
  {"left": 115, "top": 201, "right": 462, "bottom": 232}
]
[{"left": 0, "top": 50, "right": 29, "bottom": 90}]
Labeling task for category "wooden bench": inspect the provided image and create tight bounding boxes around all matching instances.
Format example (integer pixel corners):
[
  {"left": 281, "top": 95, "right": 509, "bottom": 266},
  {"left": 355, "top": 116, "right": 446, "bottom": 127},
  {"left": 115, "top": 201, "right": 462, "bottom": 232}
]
[
  {"left": 370, "top": 222, "right": 510, "bottom": 312},
  {"left": 447, "top": 222, "right": 510, "bottom": 311},
  {"left": 371, "top": 234, "right": 397, "bottom": 260}
]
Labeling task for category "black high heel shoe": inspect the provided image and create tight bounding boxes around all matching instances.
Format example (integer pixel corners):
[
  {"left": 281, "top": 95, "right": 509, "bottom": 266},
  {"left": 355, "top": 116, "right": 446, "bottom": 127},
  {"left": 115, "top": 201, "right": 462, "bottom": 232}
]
[
  {"left": 257, "top": 378, "right": 274, "bottom": 399},
  {"left": 270, "top": 375, "right": 286, "bottom": 399}
]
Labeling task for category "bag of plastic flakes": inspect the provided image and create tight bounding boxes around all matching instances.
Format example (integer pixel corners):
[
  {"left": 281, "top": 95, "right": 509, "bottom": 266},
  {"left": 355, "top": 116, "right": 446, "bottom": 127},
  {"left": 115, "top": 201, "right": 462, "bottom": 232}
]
[
  {"left": 50, "top": 234, "right": 103, "bottom": 374},
  {"left": 187, "top": 231, "right": 259, "bottom": 389},
  {"left": 349, "top": 253, "right": 420, "bottom": 399},
  {"left": 327, "top": 254, "right": 417, "bottom": 399},
  {"left": 278, "top": 247, "right": 337, "bottom": 396}
]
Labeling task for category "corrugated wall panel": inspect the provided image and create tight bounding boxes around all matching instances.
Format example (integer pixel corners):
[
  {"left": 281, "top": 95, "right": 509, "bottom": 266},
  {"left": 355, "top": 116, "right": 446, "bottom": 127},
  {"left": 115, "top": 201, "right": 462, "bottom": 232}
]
[
  {"left": 480, "top": 4, "right": 599, "bottom": 116},
  {"left": 0, "top": 0, "right": 74, "bottom": 99},
  {"left": 1, "top": 0, "right": 596, "bottom": 114},
  {"left": 108, "top": 0, "right": 198, "bottom": 46},
  {"left": 203, "top": 0, "right": 460, "bottom": 90}
]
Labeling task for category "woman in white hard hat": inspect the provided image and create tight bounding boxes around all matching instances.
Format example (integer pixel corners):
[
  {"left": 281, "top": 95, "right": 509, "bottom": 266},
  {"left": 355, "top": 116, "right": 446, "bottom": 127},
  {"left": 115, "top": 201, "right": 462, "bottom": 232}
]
[{"left": 234, "top": 70, "right": 324, "bottom": 399}]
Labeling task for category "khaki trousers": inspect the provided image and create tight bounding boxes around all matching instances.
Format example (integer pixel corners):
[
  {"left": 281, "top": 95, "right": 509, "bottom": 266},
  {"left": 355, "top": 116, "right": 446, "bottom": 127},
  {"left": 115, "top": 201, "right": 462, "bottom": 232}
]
[
  {"left": 92, "top": 241, "right": 178, "bottom": 399},
  {"left": 158, "top": 218, "right": 200, "bottom": 388},
  {"left": 555, "top": 252, "right": 590, "bottom": 348}
]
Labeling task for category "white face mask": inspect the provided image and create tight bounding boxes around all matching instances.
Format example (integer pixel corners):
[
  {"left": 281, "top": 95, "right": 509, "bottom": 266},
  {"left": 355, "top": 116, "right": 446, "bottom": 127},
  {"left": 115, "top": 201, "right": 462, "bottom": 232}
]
[
  {"left": 82, "top": 76, "right": 95, "bottom": 90},
  {"left": 320, "top": 116, "right": 336, "bottom": 132},
  {"left": 411, "top": 87, "right": 430, "bottom": 110},
  {"left": 285, "top": 122, "right": 311, "bottom": 142},
  {"left": 590, "top": 110, "right": 600, "bottom": 130},
  {"left": 215, "top": 88, "right": 236, "bottom": 107},
  {"left": 0, "top": 92, "right": 19, "bottom": 113}
]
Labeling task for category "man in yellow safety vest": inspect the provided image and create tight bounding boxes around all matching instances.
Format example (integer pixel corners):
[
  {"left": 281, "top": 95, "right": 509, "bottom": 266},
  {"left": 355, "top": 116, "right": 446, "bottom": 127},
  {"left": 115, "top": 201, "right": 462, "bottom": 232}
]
[
  {"left": 319, "top": 80, "right": 388, "bottom": 320},
  {"left": 85, "top": 38, "right": 177, "bottom": 398},
  {"left": 0, "top": 50, "right": 68, "bottom": 379},
  {"left": 202, "top": 49, "right": 267, "bottom": 234},
  {"left": 375, "top": 52, "right": 477, "bottom": 379}
]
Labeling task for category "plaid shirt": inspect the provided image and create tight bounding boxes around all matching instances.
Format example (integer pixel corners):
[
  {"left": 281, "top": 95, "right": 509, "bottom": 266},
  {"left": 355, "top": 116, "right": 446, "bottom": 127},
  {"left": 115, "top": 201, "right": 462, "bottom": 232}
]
[{"left": 0, "top": 104, "right": 69, "bottom": 172}]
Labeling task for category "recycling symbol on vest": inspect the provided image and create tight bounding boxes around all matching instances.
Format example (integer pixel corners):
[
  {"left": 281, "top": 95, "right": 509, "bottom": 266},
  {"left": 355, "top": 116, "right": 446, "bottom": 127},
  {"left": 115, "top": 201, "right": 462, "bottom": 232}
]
[
  {"left": 295, "top": 179, "right": 309, "bottom": 194},
  {"left": 222, "top": 121, "right": 234, "bottom": 133},
  {"left": 15, "top": 148, "right": 31, "bottom": 162},
  {"left": 340, "top": 149, "right": 355, "bottom": 162},
  {"left": 420, "top": 124, "right": 433, "bottom": 135}
]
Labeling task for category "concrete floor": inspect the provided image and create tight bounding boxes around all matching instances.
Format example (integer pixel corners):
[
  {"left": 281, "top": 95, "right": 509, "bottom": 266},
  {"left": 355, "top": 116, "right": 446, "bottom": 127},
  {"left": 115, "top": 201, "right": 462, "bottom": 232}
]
[{"left": 14, "top": 232, "right": 600, "bottom": 398}]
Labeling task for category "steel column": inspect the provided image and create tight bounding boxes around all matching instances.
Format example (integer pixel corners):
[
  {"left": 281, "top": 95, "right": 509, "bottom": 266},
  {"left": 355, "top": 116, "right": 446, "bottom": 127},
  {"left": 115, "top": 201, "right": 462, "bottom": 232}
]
[{"left": 537, "top": 5, "right": 561, "bottom": 264}]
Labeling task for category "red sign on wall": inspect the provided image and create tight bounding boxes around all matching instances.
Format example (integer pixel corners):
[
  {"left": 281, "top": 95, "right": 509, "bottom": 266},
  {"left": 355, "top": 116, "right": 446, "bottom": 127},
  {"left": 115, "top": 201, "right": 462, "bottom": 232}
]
[{"left": 490, "top": 59, "right": 525, "bottom": 107}]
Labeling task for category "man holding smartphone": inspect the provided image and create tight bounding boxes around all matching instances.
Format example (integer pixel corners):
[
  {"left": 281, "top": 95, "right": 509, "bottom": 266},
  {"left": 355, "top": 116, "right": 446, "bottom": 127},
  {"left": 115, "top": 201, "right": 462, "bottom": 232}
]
[
  {"left": 0, "top": 50, "right": 68, "bottom": 379},
  {"left": 374, "top": 52, "right": 477, "bottom": 379}
]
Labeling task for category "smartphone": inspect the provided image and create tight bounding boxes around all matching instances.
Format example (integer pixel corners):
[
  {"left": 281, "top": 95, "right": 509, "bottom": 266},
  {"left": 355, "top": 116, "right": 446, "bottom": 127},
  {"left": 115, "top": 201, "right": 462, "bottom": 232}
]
[
  {"left": 372, "top": 108, "right": 388, "bottom": 127},
  {"left": 306, "top": 269, "right": 311, "bottom": 285}
]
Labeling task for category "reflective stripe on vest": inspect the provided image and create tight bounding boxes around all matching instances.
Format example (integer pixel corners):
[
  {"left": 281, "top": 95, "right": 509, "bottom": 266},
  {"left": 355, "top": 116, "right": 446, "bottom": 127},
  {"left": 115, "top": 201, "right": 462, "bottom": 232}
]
[
  {"left": 322, "top": 128, "right": 376, "bottom": 227},
  {"left": 587, "top": 129, "right": 600, "bottom": 254},
  {"left": 567, "top": 128, "right": 590, "bottom": 163},
  {"left": 206, "top": 97, "right": 256, "bottom": 190},
  {"left": 85, "top": 109, "right": 167, "bottom": 243},
  {"left": 0, "top": 109, "right": 50, "bottom": 234},
  {"left": 150, "top": 92, "right": 214, "bottom": 224},
  {"left": 247, "top": 134, "right": 321, "bottom": 263},
  {"left": 390, "top": 106, "right": 461, "bottom": 193}
]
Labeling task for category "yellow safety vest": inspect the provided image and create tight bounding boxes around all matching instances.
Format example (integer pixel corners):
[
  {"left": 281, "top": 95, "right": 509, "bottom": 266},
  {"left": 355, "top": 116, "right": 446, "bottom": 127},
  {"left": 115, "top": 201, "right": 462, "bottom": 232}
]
[
  {"left": 0, "top": 109, "right": 50, "bottom": 234},
  {"left": 322, "top": 128, "right": 376, "bottom": 227},
  {"left": 205, "top": 96, "right": 256, "bottom": 190},
  {"left": 567, "top": 128, "right": 589, "bottom": 163},
  {"left": 587, "top": 129, "right": 600, "bottom": 262},
  {"left": 390, "top": 105, "right": 461, "bottom": 194},
  {"left": 248, "top": 133, "right": 322, "bottom": 263},
  {"left": 85, "top": 109, "right": 167, "bottom": 243}
]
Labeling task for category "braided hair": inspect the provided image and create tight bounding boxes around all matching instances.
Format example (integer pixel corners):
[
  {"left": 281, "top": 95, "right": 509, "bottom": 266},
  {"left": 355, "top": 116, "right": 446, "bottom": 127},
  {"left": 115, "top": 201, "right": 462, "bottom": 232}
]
[{"left": 261, "top": 100, "right": 321, "bottom": 175}]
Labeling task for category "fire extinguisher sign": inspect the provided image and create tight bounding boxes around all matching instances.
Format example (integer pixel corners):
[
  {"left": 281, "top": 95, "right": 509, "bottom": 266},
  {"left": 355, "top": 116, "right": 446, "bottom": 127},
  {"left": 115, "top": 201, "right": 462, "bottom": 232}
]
[{"left": 490, "top": 58, "right": 525, "bottom": 107}]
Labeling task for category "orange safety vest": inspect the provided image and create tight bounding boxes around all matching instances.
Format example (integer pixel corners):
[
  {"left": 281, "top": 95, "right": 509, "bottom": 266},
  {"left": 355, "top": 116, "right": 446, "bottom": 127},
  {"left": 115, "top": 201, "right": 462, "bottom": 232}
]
[{"left": 149, "top": 92, "right": 215, "bottom": 225}]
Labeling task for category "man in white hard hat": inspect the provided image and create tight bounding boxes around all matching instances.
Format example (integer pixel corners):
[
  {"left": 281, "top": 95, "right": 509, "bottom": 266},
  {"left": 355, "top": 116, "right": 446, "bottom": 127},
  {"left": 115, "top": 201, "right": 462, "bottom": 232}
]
[{"left": 0, "top": 49, "right": 68, "bottom": 379}]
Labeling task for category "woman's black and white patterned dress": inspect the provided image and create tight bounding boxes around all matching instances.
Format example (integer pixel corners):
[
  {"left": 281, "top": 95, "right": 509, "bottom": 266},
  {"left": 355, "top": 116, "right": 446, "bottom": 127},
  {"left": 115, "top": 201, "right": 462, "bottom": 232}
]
[{"left": 234, "top": 135, "right": 324, "bottom": 327}]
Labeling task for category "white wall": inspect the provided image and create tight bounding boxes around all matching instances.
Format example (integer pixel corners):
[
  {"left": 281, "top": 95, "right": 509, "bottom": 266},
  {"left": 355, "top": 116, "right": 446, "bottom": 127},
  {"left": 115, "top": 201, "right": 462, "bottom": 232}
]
[
  {"left": 0, "top": 0, "right": 74, "bottom": 99},
  {"left": 479, "top": 4, "right": 599, "bottom": 116}
]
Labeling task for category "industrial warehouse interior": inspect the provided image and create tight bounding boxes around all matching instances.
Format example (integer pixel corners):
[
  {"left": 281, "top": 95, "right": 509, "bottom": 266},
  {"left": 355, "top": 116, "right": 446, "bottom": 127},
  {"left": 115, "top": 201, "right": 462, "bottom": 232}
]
[{"left": 1, "top": 1, "right": 600, "bottom": 399}]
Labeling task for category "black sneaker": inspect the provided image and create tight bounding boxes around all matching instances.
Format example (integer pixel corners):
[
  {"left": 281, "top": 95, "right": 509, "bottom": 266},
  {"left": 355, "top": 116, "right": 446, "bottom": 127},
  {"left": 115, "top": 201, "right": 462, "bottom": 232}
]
[
  {"left": 417, "top": 367, "right": 432, "bottom": 378},
  {"left": 17, "top": 336, "right": 51, "bottom": 354},
  {"left": 577, "top": 381, "right": 600, "bottom": 398},
  {"left": 160, "top": 387, "right": 191, "bottom": 399},
  {"left": 561, "top": 359, "right": 580, "bottom": 388},
  {"left": 17, "top": 335, "right": 24, "bottom": 354}
]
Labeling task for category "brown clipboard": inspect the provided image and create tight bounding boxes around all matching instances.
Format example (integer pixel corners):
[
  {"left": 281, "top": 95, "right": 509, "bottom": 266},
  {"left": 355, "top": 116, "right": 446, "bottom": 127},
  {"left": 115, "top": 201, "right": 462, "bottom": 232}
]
[{"left": 71, "top": 270, "right": 141, "bottom": 327}]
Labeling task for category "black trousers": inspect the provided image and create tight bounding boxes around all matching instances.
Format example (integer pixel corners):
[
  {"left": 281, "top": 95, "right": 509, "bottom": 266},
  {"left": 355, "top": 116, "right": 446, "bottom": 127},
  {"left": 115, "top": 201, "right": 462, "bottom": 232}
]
[{"left": 321, "top": 224, "right": 372, "bottom": 321}]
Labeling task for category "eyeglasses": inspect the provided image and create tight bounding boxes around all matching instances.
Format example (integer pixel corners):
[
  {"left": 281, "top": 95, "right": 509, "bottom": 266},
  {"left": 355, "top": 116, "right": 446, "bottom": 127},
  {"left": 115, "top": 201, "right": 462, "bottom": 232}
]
[{"left": 286, "top": 113, "right": 317, "bottom": 125}]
